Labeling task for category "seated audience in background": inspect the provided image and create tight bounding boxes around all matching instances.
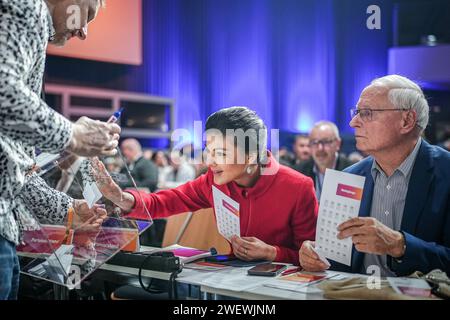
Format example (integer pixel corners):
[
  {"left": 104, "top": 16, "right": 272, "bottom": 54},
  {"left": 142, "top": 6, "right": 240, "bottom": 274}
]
[
  {"left": 94, "top": 107, "right": 318, "bottom": 265},
  {"left": 143, "top": 149, "right": 154, "bottom": 161},
  {"left": 299, "top": 75, "right": 450, "bottom": 277},
  {"left": 348, "top": 151, "right": 365, "bottom": 165},
  {"left": 119, "top": 139, "right": 159, "bottom": 192},
  {"left": 103, "top": 156, "right": 123, "bottom": 174},
  {"left": 152, "top": 150, "right": 171, "bottom": 187},
  {"left": 296, "top": 121, "right": 352, "bottom": 201},
  {"left": 291, "top": 134, "right": 311, "bottom": 168},
  {"left": 158, "top": 153, "right": 196, "bottom": 189},
  {"left": 276, "top": 146, "right": 295, "bottom": 167}
]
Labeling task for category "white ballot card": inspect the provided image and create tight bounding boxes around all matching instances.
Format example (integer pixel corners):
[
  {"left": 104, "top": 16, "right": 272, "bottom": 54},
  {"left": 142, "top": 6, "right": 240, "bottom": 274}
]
[
  {"left": 83, "top": 182, "right": 103, "bottom": 208},
  {"left": 212, "top": 186, "right": 240, "bottom": 241},
  {"left": 315, "top": 169, "right": 365, "bottom": 266}
]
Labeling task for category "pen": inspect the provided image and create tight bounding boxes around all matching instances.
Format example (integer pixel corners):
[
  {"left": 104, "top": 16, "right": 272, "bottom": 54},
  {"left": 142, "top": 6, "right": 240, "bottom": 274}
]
[
  {"left": 107, "top": 108, "right": 124, "bottom": 124},
  {"left": 281, "top": 267, "right": 301, "bottom": 276}
]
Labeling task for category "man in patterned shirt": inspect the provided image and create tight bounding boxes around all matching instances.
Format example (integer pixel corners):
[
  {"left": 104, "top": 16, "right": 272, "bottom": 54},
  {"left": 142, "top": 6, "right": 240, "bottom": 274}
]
[{"left": 0, "top": 0, "right": 118, "bottom": 299}]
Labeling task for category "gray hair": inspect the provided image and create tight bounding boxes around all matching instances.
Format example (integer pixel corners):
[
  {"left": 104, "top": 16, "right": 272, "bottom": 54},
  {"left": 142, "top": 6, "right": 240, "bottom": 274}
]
[
  {"left": 370, "top": 75, "right": 429, "bottom": 131},
  {"left": 121, "top": 138, "right": 142, "bottom": 153},
  {"left": 311, "top": 121, "right": 341, "bottom": 140}
]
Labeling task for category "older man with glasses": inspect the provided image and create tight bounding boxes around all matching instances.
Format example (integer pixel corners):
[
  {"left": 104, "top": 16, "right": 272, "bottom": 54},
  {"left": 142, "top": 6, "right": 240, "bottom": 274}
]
[
  {"left": 299, "top": 74, "right": 450, "bottom": 277},
  {"left": 295, "top": 121, "right": 352, "bottom": 201}
]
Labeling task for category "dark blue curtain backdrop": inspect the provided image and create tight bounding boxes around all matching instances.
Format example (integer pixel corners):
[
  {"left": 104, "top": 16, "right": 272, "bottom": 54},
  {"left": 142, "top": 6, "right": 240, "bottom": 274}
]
[{"left": 46, "top": 0, "right": 393, "bottom": 140}]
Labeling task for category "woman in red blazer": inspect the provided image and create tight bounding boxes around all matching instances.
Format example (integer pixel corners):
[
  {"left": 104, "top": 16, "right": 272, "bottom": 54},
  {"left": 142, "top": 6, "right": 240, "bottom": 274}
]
[{"left": 94, "top": 107, "right": 318, "bottom": 265}]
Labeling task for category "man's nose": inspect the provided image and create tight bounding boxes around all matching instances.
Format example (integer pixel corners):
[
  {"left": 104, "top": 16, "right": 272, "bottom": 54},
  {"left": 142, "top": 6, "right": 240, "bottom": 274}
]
[{"left": 349, "top": 114, "right": 360, "bottom": 128}]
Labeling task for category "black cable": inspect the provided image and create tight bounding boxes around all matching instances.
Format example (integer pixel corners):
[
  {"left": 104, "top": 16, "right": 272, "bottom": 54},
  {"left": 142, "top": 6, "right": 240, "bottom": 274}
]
[
  {"left": 169, "top": 269, "right": 182, "bottom": 300},
  {"left": 138, "top": 254, "right": 165, "bottom": 294},
  {"left": 137, "top": 253, "right": 182, "bottom": 298}
]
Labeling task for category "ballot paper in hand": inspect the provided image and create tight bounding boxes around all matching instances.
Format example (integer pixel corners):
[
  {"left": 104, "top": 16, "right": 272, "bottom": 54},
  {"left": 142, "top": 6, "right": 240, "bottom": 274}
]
[
  {"left": 212, "top": 186, "right": 240, "bottom": 241},
  {"left": 83, "top": 182, "right": 103, "bottom": 208},
  {"left": 315, "top": 169, "right": 365, "bottom": 266}
]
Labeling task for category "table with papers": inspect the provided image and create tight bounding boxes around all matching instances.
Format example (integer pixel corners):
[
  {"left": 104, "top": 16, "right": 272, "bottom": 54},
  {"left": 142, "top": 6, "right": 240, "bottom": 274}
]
[{"left": 98, "top": 246, "right": 359, "bottom": 300}]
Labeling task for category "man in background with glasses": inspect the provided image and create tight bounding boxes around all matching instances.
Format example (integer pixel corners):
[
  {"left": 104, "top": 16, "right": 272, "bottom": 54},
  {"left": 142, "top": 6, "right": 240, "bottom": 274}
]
[
  {"left": 296, "top": 121, "right": 352, "bottom": 201},
  {"left": 299, "top": 75, "right": 450, "bottom": 277}
]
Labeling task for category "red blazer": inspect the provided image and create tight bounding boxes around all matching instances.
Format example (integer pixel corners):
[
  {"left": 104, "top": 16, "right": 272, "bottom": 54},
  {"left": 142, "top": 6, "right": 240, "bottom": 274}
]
[{"left": 125, "top": 154, "right": 318, "bottom": 265}]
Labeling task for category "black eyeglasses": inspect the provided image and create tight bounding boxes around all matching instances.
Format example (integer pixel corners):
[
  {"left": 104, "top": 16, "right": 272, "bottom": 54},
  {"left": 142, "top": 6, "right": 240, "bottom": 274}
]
[
  {"left": 350, "top": 108, "right": 411, "bottom": 122},
  {"left": 309, "top": 138, "right": 336, "bottom": 148}
]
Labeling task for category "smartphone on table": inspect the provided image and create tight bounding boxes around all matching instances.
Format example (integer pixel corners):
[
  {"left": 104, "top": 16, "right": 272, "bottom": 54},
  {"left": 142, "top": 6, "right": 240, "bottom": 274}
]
[{"left": 247, "top": 263, "right": 288, "bottom": 277}]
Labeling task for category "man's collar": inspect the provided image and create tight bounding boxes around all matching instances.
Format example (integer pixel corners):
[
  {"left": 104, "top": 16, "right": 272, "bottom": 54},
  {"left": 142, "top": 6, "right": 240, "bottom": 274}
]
[{"left": 371, "top": 138, "right": 422, "bottom": 179}]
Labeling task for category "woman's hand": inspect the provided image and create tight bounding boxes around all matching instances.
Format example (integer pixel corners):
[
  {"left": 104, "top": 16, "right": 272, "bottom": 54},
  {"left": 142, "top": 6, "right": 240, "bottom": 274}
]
[
  {"left": 72, "top": 199, "right": 108, "bottom": 249},
  {"left": 72, "top": 199, "right": 107, "bottom": 231},
  {"left": 230, "top": 236, "right": 277, "bottom": 261},
  {"left": 90, "top": 157, "right": 134, "bottom": 211}
]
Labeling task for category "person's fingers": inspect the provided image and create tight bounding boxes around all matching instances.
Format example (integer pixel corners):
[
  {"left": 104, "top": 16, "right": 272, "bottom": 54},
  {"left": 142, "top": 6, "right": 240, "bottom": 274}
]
[
  {"left": 230, "top": 239, "right": 241, "bottom": 253},
  {"left": 303, "top": 247, "right": 321, "bottom": 261},
  {"left": 301, "top": 241, "right": 319, "bottom": 259},
  {"left": 234, "top": 250, "right": 251, "bottom": 261},
  {"left": 106, "top": 123, "right": 121, "bottom": 135},
  {"left": 351, "top": 234, "right": 369, "bottom": 245},
  {"left": 300, "top": 252, "right": 329, "bottom": 271},
  {"left": 95, "top": 207, "right": 108, "bottom": 218},
  {"left": 235, "top": 236, "right": 253, "bottom": 248},
  {"left": 92, "top": 158, "right": 113, "bottom": 183},
  {"left": 232, "top": 246, "right": 243, "bottom": 259},
  {"left": 105, "top": 139, "right": 119, "bottom": 150},
  {"left": 231, "top": 238, "right": 252, "bottom": 258},
  {"left": 99, "top": 148, "right": 118, "bottom": 157},
  {"left": 338, "top": 217, "right": 367, "bottom": 231},
  {"left": 337, "top": 225, "right": 367, "bottom": 240},
  {"left": 354, "top": 243, "right": 370, "bottom": 253},
  {"left": 233, "top": 236, "right": 245, "bottom": 246}
]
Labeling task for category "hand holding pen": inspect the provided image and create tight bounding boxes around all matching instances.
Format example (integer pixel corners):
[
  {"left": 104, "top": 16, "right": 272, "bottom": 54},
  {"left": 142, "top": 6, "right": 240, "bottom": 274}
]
[{"left": 66, "top": 109, "right": 122, "bottom": 157}]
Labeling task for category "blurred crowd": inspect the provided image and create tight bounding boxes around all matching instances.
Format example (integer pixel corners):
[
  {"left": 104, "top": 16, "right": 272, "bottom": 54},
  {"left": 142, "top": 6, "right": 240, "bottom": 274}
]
[{"left": 104, "top": 122, "right": 450, "bottom": 197}]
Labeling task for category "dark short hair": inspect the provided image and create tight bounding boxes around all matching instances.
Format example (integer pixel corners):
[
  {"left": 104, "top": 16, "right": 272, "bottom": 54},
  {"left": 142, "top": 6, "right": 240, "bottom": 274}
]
[
  {"left": 205, "top": 107, "right": 268, "bottom": 164},
  {"left": 294, "top": 134, "right": 309, "bottom": 142}
]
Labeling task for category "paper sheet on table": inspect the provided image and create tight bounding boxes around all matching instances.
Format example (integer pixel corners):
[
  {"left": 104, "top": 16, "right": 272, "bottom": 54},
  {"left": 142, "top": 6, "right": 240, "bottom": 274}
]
[
  {"left": 200, "top": 267, "right": 274, "bottom": 292},
  {"left": 315, "top": 169, "right": 365, "bottom": 266},
  {"left": 263, "top": 272, "right": 348, "bottom": 293},
  {"left": 212, "top": 186, "right": 240, "bottom": 240}
]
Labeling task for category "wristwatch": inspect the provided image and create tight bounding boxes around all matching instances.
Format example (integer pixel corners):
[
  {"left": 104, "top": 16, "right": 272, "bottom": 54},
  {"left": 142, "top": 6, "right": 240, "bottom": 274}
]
[{"left": 394, "top": 231, "right": 407, "bottom": 263}]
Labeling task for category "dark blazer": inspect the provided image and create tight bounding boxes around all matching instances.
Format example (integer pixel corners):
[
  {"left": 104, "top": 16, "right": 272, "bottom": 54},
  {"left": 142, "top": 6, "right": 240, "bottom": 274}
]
[
  {"left": 119, "top": 156, "right": 159, "bottom": 192},
  {"left": 331, "top": 140, "right": 450, "bottom": 276},
  {"left": 294, "top": 154, "right": 352, "bottom": 190}
]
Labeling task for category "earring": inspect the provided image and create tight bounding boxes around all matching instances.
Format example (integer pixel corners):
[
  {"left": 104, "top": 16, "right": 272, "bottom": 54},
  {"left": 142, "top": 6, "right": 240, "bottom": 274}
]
[{"left": 246, "top": 166, "right": 253, "bottom": 174}]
